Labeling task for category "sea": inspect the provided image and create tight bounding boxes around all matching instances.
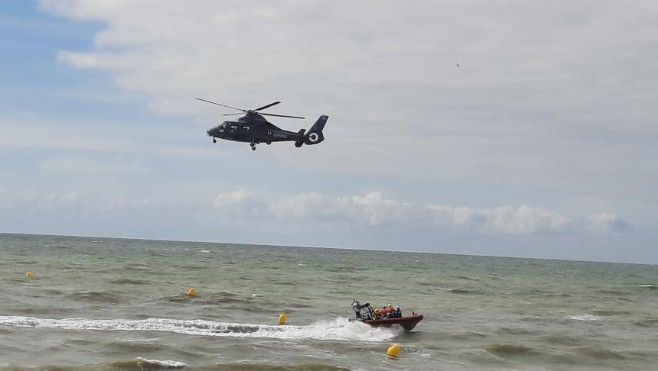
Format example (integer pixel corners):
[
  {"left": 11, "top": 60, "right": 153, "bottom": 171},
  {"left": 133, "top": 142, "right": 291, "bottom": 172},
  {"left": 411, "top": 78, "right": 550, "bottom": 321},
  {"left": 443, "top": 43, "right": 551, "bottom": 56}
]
[{"left": 1, "top": 234, "right": 657, "bottom": 370}]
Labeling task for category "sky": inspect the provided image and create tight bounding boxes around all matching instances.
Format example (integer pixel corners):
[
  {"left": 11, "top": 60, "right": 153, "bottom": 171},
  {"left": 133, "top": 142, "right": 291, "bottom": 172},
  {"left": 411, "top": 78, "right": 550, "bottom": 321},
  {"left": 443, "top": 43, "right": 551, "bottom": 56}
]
[{"left": 1, "top": 0, "right": 657, "bottom": 264}]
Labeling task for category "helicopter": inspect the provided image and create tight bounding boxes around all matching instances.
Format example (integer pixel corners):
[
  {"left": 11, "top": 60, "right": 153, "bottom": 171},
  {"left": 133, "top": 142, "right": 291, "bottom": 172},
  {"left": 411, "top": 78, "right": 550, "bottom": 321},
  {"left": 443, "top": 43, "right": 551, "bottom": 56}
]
[{"left": 196, "top": 98, "right": 328, "bottom": 151}]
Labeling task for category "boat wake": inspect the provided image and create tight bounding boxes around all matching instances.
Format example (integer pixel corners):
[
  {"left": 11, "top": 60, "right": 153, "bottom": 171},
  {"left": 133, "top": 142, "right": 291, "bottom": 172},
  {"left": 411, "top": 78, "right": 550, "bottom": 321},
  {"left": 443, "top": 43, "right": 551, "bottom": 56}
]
[{"left": 0, "top": 315, "right": 399, "bottom": 342}]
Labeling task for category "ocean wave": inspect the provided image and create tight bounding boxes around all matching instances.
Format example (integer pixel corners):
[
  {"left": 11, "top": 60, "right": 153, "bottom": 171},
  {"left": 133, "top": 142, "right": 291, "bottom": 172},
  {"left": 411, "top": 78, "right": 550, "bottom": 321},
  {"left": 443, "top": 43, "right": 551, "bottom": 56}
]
[
  {"left": 111, "top": 357, "right": 188, "bottom": 369},
  {"left": 485, "top": 344, "right": 533, "bottom": 356},
  {"left": 592, "top": 309, "right": 630, "bottom": 316},
  {"left": 109, "top": 278, "right": 151, "bottom": 285},
  {"left": 449, "top": 288, "right": 482, "bottom": 295},
  {"left": 524, "top": 288, "right": 571, "bottom": 297},
  {"left": 449, "top": 331, "right": 488, "bottom": 340},
  {"left": 161, "top": 290, "right": 263, "bottom": 307},
  {"left": 70, "top": 291, "right": 122, "bottom": 303},
  {"left": 496, "top": 327, "right": 537, "bottom": 336},
  {"left": 450, "top": 275, "right": 478, "bottom": 281},
  {"left": 633, "top": 318, "right": 658, "bottom": 327},
  {"left": 575, "top": 346, "right": 627, "bottom": 360},
  {"left": 211, "top": 362, "right": 350, "bottom": 370},
  {"left": 0, "top": 315, "right": 398, "bottom": 342},
  {"left": 568, "top": 314, "right": 601, "bottom": 321},
  {"left": 541, "top": 334, "right": 585, "bottom": 346}
]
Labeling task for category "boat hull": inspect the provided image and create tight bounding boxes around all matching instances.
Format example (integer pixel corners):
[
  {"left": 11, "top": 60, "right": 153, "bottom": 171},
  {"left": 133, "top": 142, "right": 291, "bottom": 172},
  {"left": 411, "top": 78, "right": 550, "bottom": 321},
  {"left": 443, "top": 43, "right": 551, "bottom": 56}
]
[{"left": 363, "top": 314, "right": 424, "bottom": 332}]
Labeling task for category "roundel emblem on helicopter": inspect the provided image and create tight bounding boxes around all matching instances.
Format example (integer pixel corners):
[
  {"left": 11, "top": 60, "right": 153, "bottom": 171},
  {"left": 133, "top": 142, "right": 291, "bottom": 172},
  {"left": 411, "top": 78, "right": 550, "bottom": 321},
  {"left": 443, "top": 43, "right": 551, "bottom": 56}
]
[{"left": 308, "top": 132, "right": 320, "bottom": 142}]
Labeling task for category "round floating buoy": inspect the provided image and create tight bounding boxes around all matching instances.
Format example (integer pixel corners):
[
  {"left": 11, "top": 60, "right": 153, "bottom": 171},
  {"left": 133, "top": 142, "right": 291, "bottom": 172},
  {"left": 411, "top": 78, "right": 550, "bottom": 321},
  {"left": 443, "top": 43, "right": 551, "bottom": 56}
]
[
  {"left": 278, "top": 312, "right": 288, "bottom": 325},
  {"left": 387, "top": 343, "right": 401, "bottom": 358},
  {"left": 25, "top": 272, "right": 33, "bottom": 279},
  {"left": 187, "top": 288, "right": 197, "bottom": 297}
]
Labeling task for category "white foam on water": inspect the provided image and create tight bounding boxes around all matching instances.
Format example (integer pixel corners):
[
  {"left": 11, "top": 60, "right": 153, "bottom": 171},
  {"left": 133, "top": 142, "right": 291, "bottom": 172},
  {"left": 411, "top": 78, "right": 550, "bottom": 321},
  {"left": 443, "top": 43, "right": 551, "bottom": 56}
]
[
  {"left": 568, "top": 314, "right": 601, "bottom": 321},
  {"left": 297, "top": 317, "right": 401, "bottom": 341},
  {"left": 0, "top": 315, "right": 397, "bottom": 342},
  {"left": 133, "top": 357, "right": 188, "bottom": 368}
]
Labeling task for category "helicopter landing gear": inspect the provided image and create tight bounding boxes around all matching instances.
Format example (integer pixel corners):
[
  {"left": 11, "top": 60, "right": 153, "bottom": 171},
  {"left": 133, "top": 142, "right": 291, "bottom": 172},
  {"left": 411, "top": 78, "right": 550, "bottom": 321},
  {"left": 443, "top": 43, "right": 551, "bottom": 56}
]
[
  {"left": 250, "top": 139, "right": 256, "bottom": 151},
  {"left": 212, "top": 138, "right": 216, "bottom": 143}
]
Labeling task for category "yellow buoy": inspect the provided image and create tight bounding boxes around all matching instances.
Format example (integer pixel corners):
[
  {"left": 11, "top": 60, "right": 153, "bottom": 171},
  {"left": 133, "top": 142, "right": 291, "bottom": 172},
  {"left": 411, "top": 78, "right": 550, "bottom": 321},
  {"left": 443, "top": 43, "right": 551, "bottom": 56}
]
[
  {"left": 386, "top": 343, "right": 401, "bottom": 358},
  {"left": 186, "top": 288, "right": 197, "bottom": 297},
  {"left": 278, "top": 312, "right": 288, "bottom": 325},
  {"left": 25, "top": 272, "right": 33, "bottom": 279}
]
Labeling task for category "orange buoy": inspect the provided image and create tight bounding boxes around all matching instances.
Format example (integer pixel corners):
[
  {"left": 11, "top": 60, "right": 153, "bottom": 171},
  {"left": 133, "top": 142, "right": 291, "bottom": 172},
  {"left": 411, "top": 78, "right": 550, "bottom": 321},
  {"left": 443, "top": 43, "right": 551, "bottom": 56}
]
[
  {"left": 387, "top": 343, "right": 401, "bottom": 358},
  {"left": 25, "top": 272, "right": 33, "bottom": 279},
  {"left": 186, "top": 288, "right": 197, "bottom": 297},
  {"left": 278, "top": 312, "right": 288, "bottom": 325}
]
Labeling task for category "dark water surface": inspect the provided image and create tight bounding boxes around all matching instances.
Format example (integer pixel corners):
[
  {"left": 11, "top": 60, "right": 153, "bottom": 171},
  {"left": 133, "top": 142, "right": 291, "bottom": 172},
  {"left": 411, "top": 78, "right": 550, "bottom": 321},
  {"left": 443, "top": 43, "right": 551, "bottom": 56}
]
[{"left": 1, "top": 233, "right": 657, "bottom": 370}]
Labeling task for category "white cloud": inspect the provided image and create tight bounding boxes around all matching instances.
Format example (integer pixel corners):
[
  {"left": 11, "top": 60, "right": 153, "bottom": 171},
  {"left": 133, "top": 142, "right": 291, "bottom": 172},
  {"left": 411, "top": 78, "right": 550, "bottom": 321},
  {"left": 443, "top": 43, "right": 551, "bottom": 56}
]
[
  {"left": 39, "top": 156, "right": 149, "bottom": 174},
  {"left": 49, "top": 190, "right": 79, "bottom": 204},
  {"left": 0, "top": 187, "right": 159, "bottom": 213},
  {"left": 212, "top": 189, "right": 266, "bottom": 218},
  {"left": 427, "top": 205, "right": 571, "bottom": 234},
  {"left": 0, "top": 114, "right": 224, "bottom": 158},
  {"left": 271, "top": 191, "right": 413, "bottom": 226},
  {"left": 270, "top": 192, "right": 328, "bottom": 219},
  {"left": 588, "top": 212, "right": 631, "bottom": 234},
  {"left": 213, "top": 190, "right": 620, "bottom": 235},
  {"left": 331, "top": 192, "right": 414, "bottom": 226},
  {"left": 213, "top": 189, "right": 255, "bottom": 209}
]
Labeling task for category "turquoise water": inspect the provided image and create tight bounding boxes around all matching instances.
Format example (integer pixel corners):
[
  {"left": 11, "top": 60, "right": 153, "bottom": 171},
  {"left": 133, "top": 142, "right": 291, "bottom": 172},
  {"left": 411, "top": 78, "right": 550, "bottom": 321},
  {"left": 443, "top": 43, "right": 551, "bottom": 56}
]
[{"left": 1, "top": 233, "right": 657, "bottom": 370}]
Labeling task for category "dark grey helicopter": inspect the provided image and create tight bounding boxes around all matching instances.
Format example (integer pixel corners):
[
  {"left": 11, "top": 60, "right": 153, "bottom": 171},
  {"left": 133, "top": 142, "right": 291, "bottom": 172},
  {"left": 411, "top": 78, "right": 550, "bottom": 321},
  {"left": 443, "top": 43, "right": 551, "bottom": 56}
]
[{"left": 197, "top": 98, "right": 328, "bottom": 151}]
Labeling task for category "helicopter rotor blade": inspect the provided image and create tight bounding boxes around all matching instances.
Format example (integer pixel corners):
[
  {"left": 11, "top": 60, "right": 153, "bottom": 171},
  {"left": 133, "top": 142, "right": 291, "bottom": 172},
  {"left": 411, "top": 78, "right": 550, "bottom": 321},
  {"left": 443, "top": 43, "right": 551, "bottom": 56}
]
[
  {"left": 196, "top": 98, "right": 303, "bottom": 119},
  {"left": 260, "top": 112, "right": 305, "bottom": 119},
  {"left": 254, "top": 101, "right": 281, "bottom": 111},
  {"left": 195, "top": 98, "right": 245, "bottom": 112}
]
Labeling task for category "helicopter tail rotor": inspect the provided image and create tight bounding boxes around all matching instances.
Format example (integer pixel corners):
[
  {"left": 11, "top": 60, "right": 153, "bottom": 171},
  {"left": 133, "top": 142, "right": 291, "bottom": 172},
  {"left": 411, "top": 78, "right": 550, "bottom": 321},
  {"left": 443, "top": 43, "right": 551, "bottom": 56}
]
[{"left": 303, "top": 115, "right": 328, "bottom": 145}]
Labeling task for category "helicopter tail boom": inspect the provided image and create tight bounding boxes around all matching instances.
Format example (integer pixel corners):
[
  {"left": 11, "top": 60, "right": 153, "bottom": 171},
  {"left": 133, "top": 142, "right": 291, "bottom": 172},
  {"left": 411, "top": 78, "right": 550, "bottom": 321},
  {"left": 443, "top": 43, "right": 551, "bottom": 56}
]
[{"left": 303, "top": 115, "right": 328, "bottom": 145}]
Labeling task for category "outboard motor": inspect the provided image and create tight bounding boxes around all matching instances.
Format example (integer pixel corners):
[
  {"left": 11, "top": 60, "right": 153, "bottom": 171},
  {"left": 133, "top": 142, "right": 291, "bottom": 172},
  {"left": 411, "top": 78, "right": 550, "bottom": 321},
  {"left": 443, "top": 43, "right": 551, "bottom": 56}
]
[{"left": 352, "top": 299, "right": 362, "bottom": 319}]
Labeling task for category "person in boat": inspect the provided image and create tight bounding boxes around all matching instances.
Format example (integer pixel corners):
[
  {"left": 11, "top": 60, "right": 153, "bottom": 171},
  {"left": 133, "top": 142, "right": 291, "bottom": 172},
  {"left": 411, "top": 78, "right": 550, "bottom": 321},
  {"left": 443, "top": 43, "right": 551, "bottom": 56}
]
[
  {"left": 350, "top": 299, "right": 423, "bottom": 332},
  {"left": 381, "top": 304, "right": 397, "bottom": 318},
  {"left": 379, "top": 304, "right": 402, "bottom": 318},
  {"left": 351, "top": 300, "right": 406, "bottom": 321}
]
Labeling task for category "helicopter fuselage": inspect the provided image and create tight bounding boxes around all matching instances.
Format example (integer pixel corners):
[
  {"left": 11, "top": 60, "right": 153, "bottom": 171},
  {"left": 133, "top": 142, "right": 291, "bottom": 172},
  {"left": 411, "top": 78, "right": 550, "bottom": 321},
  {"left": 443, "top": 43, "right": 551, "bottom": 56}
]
[
  {"left": 198, "top": 99, "right": 328, "bottom": 150},
  {"left": 206, "top": 113, "right": 303, "bottom": 147},
  {"left": 207, "top": 123, "right": 300, "bottom": 143}
]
